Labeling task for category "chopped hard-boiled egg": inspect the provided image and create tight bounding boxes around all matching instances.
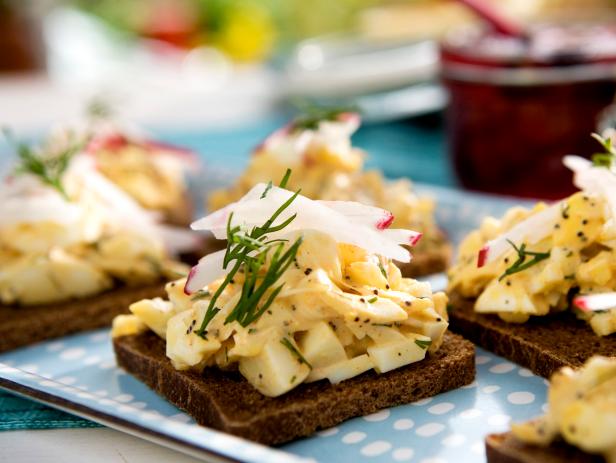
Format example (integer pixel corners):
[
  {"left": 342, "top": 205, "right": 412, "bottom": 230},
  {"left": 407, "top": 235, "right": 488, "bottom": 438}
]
[{"left": 512, "top": 356, "right": 616, "bottom": 463}]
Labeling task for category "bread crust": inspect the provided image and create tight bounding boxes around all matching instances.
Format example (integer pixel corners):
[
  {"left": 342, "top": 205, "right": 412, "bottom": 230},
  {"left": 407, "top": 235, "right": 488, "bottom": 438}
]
[
  {"left": 113, "top": 331, "right": 475, "bottom": 445},
  {"left": 486, "top": 432, "right": 605, "bottom": 463},
  {"left": 0, "top": 283, "right": 166, "bottom": 353},
  {"left": 448, "top": 292, "right": 616, "bottom": 378}
]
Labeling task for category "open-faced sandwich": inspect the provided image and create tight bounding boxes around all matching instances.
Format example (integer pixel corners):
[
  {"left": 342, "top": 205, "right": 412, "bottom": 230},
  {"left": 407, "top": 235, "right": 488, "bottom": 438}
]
[
  {"left": 84, "top": 125, "right": 197, "bottom": 227},
  {"left": 0, "top": 131, "right": 196, "bottom": 352},
  {"left": 486, "top": 355, "right": 616, "bottom": 463},
  {"left": 448, "top": 134, "right": 616, "bottom": 378},
  {"left": 112, "top": 172, "right": 474, "bottom": 445},
  {"left": 207, "top": 110, "right": 451, "bottom": 277}
]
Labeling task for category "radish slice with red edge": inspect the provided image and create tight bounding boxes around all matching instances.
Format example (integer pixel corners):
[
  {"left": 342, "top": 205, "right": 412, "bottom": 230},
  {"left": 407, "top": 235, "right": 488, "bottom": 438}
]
[
  {"left": 573, "top": 293, "right": 616, "bottom": 312},
  {"left": 477, "top": 202, "right": 561, "bottom": 267}
]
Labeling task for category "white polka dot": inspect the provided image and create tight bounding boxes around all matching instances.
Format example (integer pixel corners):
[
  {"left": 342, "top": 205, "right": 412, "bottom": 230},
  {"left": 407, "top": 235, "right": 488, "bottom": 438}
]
[
  {"left": 132, "top": 402, "right": 147, "bottom": 409},
  {"left": 89, "top": 332, "right": 107, "bottom": 342},
  {"left": 518, "top": 368, "right": 533, "bottom": 377},
  {"left": 460, "top": 408, "right": 483, "bottom": 419},
  {"left": 117, "top": 405, "right": 135, "bottom": 413},
  {"left": 428, "top": 402, "right": 454, "bottom": 415},
  {"left": 342, "top": 431, "right": 366, "bottom": 444},
  {"left": 39, "top": 380, "right": 59, "bottom": 388},
  {"left": 442, "top": 434, "right": 466, "bottom": 447},
  {"left": 60, "top": 348, "right": 86, "bottom": 360},
  {"left": 392, "top": 448, "right": 414, "bottom": 461},
  {"left": 317, "top": 427, "right": 339, "bottom": 437},
  {"left": 364, "top": 409, "right": 390, "bottom": 422},
  {"left": 420, "top": 459, "right": 447, "bottom": 463},
  {"left": 169, "top": 413, "right": 192, "bottom": 423},
  {"left": 360, "top": 441, "right": 392, "bottom": 457},
  {"left": 412, "top": 397, "right": 433, "bottom": 406},
  {"left": 489, "top": 362, "right": 515, "bottom": 374},
  {"left": 140, "top": 411, "right": 161, "bottom": 421},
  {"left": 481, "top": 385, "right": 501, "bottom": 394},
  {"left": 114, "top": 394, "right": 133, "bottom": 403},
  {"left": 18, "top": 364, "right": 38, "bottom": 372},
  {"left": 93, "top": 390, "right": 108, "bottom": 397},
  {"left": 393, "top": 419, "right": 414, "bottom": 430},
  {"left": 57, "top": 376, "right": 76, "bottom": 385},
  {"left": 83, "top": 356, "right": 102, "bottom": 366},
  {"left": 471, "top": 441, "right": 485, "bottom": 454},
  {"left": 488, "top": 414, "right": 511, "bottom": 426},
  {"left": 416, "top": 423, "right": 445, "bottom": 437},
  {"left": 98, "top": 399, "right": 114, "bottom": 406},
  {"left": 98, "top": 361, "right": 115, "bottom": 370},
  {"left": 508, "top": 391, "right": 535, "bottom": 405},
  {"left": 76, "top": 392, "right": 95, "bottom": 400},
  {"left": 476, "top": 355, "right": 491, "bottom": 365},
  {"left": 46, "top": 342, "right": 64, "bottom": 352},
  {"left": 462, "top": 381, "right": 477, "bottom": 389},
  {"left": 542, "top": 403, "right": 549, "bottom": 413}
]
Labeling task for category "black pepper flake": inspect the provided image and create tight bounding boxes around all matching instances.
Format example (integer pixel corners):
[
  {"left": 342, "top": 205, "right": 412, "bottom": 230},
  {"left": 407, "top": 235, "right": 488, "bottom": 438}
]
[
  {"left": 569, "top": 425, "right": 576, "bottom": 434},
  {"left": 582, "top": 219, "right": 588, "bottom": 225},
  {"left": 577, "top": 231, "right": 584, "bottom": 237},
  {"left": 554, "top": 224, "right": 560, "bottom": 229},
  {"left": 359, "top": 298, "right": 366, "bottom": 303},
  {"left": 170, "top": 282, "right": 176, "bottom": 287},
  {"left": 504, "top": 257, "right": 509, "bottom": 264},
  {"left": 230, "top": 279, "right": 235, "bottom": 284},
  {"left": 373, "top": 289, "right": 379, "bottom": 295},
  {"left": 505, "top": 299, "right": 510, "bottom": 304},
  {"left": 258, "top": 374, "right": 263, "bottom": 379},
  {"left": 405, "top": 301, "right": 411, "bottom": 306},
  {"left": 304, "top": 268, "right": 313, "bottom": 276},
  {"left": 267, "top": 310, "right": 273, "bottom": 315},
  {"left": 354, "top": 316, "right": 360, "bottom": 322},
  {"left": 436, "top": 317, "right": 442, "bottom": 322},
  {"left": 385, "top": 284, "right": 390, "bottom": 289},
  {"left": 397, "top": 352, "right": 401, "bottom": 356},
  {"left": 506, "top": 281, "right": 511, "bottom": 286}
]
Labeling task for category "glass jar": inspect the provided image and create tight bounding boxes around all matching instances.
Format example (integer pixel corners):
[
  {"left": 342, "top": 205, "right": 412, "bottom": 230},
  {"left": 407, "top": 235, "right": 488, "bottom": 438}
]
[{"left": 441, "top": 24, "right": 616, "bottom": 199}]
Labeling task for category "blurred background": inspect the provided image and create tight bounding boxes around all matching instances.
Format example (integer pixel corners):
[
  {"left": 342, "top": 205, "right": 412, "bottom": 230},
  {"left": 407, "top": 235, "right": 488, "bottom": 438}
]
[{"left": 2, "top": 0, "right": 616, "bottom": 198}]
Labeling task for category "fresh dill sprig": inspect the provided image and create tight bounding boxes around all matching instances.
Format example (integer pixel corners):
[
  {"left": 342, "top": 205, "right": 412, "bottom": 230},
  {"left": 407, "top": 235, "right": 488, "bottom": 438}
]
[
  {"left": 414, "top": 339, "right": 432, "bottom": 350},
  {"left": 194, "top": 172, "right": 303, "bottom": 337},
  {"left": 591, "top": 133, "right": 616, "bottom": 171},
  {"left": 290, "top": 105, "right": 357, "bottom": 132},
  {"left": 498, "top": 240, "right": 551, "bottom": 281},
  {"left": 280, "top": 337, "right": 312, "bottom": 368},
  {"left": 2, "top": 128, "right": 83, "bottom": 200}
]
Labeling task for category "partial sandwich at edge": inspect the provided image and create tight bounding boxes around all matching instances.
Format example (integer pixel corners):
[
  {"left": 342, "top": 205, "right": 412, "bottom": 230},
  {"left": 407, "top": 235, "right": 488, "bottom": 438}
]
[
  {"left": 447, "top": 133, "right": 616, "bottom": 378},
  {"left": 0, "top": 130, "right": 198, "bottom": 352},
  {"left": 112, "top": 171, "right": 474, "bottom": 445}
]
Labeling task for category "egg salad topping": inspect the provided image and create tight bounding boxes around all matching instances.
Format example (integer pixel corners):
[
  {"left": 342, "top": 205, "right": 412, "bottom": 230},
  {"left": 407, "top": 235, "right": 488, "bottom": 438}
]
[
  {"left": 87, "top": 130, "right": 195, "bottom": 217},
  {"left": 207, "top": 111, "right": 443, "bottom": 252},
  {"left": 511, "top": 356, "right": 616, "bottom": 463},
  {"left": 114, "top": 180, "right": 448, "bottom": 397},
  {"left": 0, "top": 134, "right": 192, "bottom": 306},
  {"left": 449, "top": 144, "right": 616, "bottom": 336}
]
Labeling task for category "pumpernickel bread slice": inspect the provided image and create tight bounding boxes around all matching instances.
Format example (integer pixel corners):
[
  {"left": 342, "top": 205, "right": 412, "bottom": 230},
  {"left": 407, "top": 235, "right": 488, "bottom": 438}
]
[
  {"left": 448, "top": 292, "right": 616, "bottom": 379},
  {"left": 486, "top": 432, "right": 604, "bottom": 463},
  {"left": 0, "top": 283, "right": 166, "bottom": 353},
  {"left": 114, "top": 331, "right": 475, "bottom": 445}
]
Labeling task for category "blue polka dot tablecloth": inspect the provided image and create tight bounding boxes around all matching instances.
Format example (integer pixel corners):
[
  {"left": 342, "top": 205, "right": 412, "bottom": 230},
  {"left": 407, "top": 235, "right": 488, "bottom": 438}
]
[{"left": 0, "top": 174, "right": 541, "bottom": 463}]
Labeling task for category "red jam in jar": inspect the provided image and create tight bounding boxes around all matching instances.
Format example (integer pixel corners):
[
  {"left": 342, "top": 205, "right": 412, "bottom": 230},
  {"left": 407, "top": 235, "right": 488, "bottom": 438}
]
[{"left": 441, "top": 24, "right": 616, "bottom": 199}]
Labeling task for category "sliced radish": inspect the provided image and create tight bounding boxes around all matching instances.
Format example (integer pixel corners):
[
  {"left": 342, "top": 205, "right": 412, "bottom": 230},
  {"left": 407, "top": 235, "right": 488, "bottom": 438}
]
[
  {"left": 317, "top": 200, "right": 394, "bottom": 230},
  {"left": 380, "top": 229, "right": 423, "bottom": 247},
  {"left": 185, "top": 249, "right": 226, "bottom": 294},
  {"left": 573, "top": 293, "right": 616, "bottom": 312},
  {"left": 477, "top": 202, "right": 561, "bottom": 267}
]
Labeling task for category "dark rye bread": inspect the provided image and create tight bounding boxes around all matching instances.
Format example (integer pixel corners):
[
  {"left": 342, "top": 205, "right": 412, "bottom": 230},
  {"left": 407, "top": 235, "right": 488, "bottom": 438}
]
[
  {"left": 0, "top": 283, "right": 166, "bottom": 353},
  {"left": 486, "top": 432, "right": 605, "bottom": 463},
  {"left": 448, "top": 292, "right": 616, "bottom": 379},
  {"left": 114, "top": 331, "right": 475, "bottom": 445}
]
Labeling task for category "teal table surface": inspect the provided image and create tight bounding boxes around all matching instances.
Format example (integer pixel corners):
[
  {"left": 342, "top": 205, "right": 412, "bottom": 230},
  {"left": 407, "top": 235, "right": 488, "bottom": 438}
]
[{"left": 0, "top": 115, "right": 457, "bottom": 431}]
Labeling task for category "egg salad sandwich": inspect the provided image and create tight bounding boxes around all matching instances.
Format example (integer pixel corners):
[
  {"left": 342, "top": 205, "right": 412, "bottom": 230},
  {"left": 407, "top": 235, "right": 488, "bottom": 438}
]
[
  {"left": 486, "top": 356, "right": 616, "bottom": 463},
  {"left": 447, "top": 134, "right": 616, "bottom": 378},
  {"left": 84, "top": 124, "right": 197, "bottom": 227},
  {"left": 0, "top": 131, "right": 197, "bottom": 352},
  {"left": 112, "top": 171, "right": 474, "bottom": 445},
  {"left": 207, "top": 109, "right": 451, "bottom": 278}
]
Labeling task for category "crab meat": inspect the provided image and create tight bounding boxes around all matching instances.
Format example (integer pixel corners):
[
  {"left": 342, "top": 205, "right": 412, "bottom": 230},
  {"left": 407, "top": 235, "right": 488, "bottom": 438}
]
[{"left": 573, "top": 293, "right": 616, "bottom": 312}]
